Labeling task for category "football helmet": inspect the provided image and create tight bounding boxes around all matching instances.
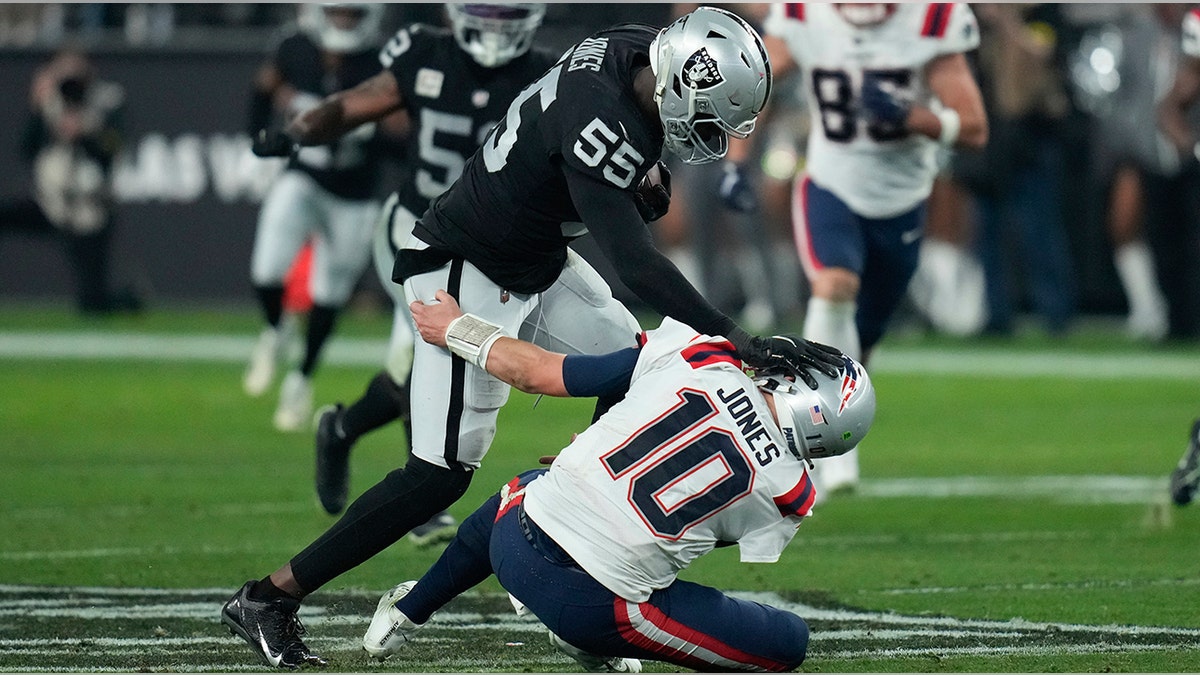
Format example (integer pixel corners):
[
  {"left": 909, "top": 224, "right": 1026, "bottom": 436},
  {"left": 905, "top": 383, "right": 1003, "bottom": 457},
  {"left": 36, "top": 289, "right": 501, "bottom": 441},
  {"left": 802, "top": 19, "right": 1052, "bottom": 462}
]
[
  {"left": 834, "top": 3, "right": 898, "bottom": 27},
  {"left": 756, "top": 354, "right": 876, "bottom": 464},
  {"left": 446, "top": 3, "right": 546, "bottom": 68},
  {"left": 650, "top": 6, "right": 771, "bottom": 165},
  {"left": 300, "top": 3, "right": 385, "bottom": 53}
]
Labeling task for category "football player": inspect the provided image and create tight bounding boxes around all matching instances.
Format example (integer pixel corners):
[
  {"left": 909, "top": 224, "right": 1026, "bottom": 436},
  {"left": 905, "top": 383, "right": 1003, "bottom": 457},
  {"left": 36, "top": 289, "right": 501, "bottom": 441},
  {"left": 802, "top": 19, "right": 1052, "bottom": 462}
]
[
  {"left": 725, "top": 2, "right": 987, "bottom": 495},
  {"left": 243, "top": 3, "right": 390, "bottom": 432},
  {"left": 269, "top": 4, "right": 559, "bottom": 547},
  {"left": 221, "top": 8, "right": 844, "bottom": 668},
  {"left": 1159, "top": 7, "right": 1200, "bottom": 506},
  {"left": 360, "top": 288, "right": 875, "bottom": 672}
]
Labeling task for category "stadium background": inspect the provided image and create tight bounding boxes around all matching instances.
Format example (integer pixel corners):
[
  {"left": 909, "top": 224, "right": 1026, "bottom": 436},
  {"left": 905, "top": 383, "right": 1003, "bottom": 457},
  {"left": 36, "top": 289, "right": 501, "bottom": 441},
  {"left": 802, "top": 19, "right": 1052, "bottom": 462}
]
[{"left": 0, "top": 2, "right": 1137, "bottom": 319}]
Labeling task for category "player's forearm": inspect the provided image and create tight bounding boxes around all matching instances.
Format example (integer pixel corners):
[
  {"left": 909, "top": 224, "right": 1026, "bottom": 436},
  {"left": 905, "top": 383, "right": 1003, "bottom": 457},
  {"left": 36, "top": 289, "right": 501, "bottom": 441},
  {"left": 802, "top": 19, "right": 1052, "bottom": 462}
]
[
  {"left": 286, "top": 97, "right": 355, "bottom": 146},
  {"left": 483, "top": 338, "right": 570, "bottom": 397}
]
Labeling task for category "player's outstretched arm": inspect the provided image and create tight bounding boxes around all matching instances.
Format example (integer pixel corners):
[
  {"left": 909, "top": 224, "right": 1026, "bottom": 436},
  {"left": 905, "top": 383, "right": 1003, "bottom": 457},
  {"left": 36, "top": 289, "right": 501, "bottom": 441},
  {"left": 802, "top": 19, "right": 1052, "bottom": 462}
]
[
  {"left": 410, "top": 290, "right": 570, "bottom": 397},
  {"left": 287, "top": 70, "right": 405, "bottom": 146}
]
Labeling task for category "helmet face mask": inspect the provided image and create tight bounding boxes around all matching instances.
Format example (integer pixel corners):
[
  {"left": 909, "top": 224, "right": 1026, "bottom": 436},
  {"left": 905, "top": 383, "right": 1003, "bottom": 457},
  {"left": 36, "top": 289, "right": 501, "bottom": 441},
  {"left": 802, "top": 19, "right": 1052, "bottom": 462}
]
[
  {"left": 651, "top": 7, "right": 771, "bottom": 165},
  {"left": 446, "top": 3, "right": 546, "bottom": 68},
  {"left": 756, "top": 355, "right": 876, "bottom": 465},
  {"left": 301, "top": 3, "right": 384, "bottom": 53}
]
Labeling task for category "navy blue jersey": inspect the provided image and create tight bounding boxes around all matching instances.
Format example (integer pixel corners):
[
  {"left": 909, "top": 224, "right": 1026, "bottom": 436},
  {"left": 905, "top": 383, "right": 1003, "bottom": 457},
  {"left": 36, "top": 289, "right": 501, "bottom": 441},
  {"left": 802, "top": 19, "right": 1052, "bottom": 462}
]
[
  {"left": 273, "top": 33, "right": 384, "bottom": 200},
  {"left": 382, "top": 24, "right": 557, "bottom": 218},
  {"left": 414, "top": 24, "right": 665, "bottom": 294}
]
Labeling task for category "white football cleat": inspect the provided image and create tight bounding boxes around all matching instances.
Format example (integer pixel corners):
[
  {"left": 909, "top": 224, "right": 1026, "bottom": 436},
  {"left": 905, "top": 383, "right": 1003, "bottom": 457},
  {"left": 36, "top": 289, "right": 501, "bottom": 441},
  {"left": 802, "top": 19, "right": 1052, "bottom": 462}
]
[
  {"left": 243, "top": 327, "right": 283, "bottom": 397},
  {"left": 273, "top": 371, "right": 312, "bottom": 432},
  {"left": 363, "top": 581, "right": 421, "bottom": 661},
  {"left": 549, "top": 630, "right": 642, "bottom": 673}
]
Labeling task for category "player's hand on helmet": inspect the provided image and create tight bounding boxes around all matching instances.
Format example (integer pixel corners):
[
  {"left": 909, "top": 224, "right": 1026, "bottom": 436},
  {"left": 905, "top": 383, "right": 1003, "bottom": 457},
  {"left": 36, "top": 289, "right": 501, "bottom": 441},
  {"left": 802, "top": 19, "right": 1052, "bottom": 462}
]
[
  {"left": 251, "top": 128, "right": 299, "bottom": 158},
  {"left": 860, "top": 76, "right": 912, "bottom": 127},
  {"left": 634, "top": 161, "right": 672, "bottom": 223},
  {"left": 719, "top": 161, "right": 758, "bottom": 213},
  {"left": 729, "top": 328, "right": 844, "bottom": 390}
]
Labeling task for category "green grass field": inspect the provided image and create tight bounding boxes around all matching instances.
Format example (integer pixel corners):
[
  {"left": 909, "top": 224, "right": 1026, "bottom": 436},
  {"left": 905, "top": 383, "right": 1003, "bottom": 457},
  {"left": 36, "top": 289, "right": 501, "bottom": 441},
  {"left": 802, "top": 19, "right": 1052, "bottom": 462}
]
[{"left": 2, "top": 303, "right": 1199, "bottom": 672}]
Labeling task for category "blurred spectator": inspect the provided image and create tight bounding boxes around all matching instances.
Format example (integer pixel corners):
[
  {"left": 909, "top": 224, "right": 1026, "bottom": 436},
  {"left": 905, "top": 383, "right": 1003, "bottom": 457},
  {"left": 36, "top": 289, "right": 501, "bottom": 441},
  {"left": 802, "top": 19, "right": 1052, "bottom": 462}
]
[
  {"left": 966, "top": 3, "right": 1077, "bottom": 336},
  {"left": 1075, "top": 5, "right": 1199, "bottom": 341},
  {"left": 0, "top": 48, "right": 142, "bottom": 315}
]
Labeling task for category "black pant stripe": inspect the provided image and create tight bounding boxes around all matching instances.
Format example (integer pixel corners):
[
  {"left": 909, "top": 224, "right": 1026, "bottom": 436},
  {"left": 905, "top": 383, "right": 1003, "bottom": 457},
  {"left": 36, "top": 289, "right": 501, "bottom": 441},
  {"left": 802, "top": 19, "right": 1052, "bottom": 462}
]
[{"left": 443, "top": 259, "right": 468, "bottom": 472}]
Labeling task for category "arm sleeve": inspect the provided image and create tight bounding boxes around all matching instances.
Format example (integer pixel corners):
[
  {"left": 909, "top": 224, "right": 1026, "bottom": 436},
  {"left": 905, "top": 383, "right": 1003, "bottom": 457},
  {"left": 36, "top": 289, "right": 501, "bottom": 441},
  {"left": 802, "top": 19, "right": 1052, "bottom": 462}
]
[
  {"left": 566, "top": 168, "right": 737, "bottom": 339},
  {"left": 561, "top": 347, "right": 640, "bottom": 398}
]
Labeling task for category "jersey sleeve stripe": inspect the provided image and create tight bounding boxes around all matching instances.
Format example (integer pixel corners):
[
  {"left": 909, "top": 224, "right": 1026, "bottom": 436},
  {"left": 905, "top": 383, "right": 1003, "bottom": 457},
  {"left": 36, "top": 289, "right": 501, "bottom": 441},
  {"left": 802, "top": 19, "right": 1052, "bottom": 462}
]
[
  {"left": 679, "top": 342, "right": 740, "bottom": 369},
  {"left": 774, "top": 473, "right": 816, "bottom": 517},
  {"left": 785, "top": 3, "right": 805, "bottom": 21},
  {"left": 1192, "top": 7, "right": 1200, "bottom": 21},
  {"left": 921, "top": 3, "right": 953, "bottom": 38}
]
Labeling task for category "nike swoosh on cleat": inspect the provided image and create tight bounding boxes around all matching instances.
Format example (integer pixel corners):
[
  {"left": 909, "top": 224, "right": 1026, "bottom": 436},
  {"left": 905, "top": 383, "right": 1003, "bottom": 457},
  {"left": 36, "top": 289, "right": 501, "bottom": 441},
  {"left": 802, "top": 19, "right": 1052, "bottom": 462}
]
[{"left": 257, "top": 629, "right": 284, "bottom": 668}]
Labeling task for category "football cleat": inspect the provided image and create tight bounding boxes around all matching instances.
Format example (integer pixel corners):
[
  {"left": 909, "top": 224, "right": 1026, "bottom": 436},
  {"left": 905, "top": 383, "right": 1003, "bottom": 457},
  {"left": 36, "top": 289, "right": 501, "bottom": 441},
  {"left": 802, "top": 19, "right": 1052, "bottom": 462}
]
[
  {"left": 244, "top": 327, "right": 285, "bottom": 397},
  {"left": 1169, "top": 418, "right": 1200, "bottom": 506},
  {"left": 362, "top": 581, "right": 421, "bottom": 661},
  {"left": 274, "top": 371, "right": 313, "bottom": 433},
  {"left": 549, "top": 630, "right": 642, "bottom": 673},
  {"left": 313, "top": 404, "right": 352, "bottom": 515},
  {"left": 408, "top": 511, "right": 458, "bottom": 548},
  {"left": 221, "top": 580, "right": 326, "bottom": 669}
]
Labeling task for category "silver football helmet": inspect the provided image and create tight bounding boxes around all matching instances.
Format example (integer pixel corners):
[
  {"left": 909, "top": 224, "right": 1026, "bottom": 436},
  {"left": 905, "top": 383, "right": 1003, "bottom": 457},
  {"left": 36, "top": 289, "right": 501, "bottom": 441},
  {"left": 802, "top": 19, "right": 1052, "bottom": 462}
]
[
  {"left": 650, "top": 6, "right": 771, "bottom": 165},
  {"left": 446, "top": 3, "right": 546, "bottom": 68},
  {"left": 299, "top": 3, "right": 385, "bottom": 53},
  {"left": 756, "top": 354, "right": 876, "bottom": 464}
]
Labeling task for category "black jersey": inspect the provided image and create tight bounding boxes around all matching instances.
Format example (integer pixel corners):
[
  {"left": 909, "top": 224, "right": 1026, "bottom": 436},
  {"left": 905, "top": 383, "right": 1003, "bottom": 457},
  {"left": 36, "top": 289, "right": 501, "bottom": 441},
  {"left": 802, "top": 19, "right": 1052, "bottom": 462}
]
[
  {"left": 382, "top": 24, "right": 557, "bottom": 219},
  {"left": 273, "top": 33, "right": 384, "bottom": 201},
  {"left": 414, "top": 24, "right": 665, "bottom": 294}
]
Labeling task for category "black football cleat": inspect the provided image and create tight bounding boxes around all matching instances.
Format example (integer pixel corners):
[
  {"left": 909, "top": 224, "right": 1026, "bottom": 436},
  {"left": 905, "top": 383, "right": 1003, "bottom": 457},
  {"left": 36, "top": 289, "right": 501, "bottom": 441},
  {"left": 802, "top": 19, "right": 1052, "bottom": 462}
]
[
  {"left": 314, "top": 404, "right": 352, "bottom": 515},
  {"left": 1169, "top": 419, "right": 1200, "bottom": 506},
  {"left": 221, "top": 581, "right": 326, "bottom": 669}
]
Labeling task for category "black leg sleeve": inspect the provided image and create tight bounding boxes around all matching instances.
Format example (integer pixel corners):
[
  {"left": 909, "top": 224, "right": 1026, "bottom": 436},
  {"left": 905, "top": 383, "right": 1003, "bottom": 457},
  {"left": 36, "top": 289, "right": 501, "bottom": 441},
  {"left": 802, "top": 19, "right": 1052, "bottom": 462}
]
[
  {"left": 341, "top": 370, "right": 410, "bottom": 442},
  {"left": 289, "top": 457, "right": 473, "bottom": 593},
  {"left": 254, "top": 284, "right": 285, "bottom": 328},
  {"left": 301, "top": 303, "right": 339, "bottom": 376}
]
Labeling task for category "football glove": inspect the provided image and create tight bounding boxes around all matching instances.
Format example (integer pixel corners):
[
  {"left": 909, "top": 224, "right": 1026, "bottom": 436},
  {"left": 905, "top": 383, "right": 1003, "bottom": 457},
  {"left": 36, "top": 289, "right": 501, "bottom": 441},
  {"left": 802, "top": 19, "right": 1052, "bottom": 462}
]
[
  {"left": 860, "top": 76, "right": 912, "bottom": 127},
  {"left": 719, "top": 161, "right": 758, "bottom": 213},
  {"left": 728, "top": 327, "right": 844, "bottom": 390},
  {"left": 634, "top": 161, "right": 672, "bottom": 223},
  {"left": 251, "top": 128, "right": 299, "bottom": 158}
]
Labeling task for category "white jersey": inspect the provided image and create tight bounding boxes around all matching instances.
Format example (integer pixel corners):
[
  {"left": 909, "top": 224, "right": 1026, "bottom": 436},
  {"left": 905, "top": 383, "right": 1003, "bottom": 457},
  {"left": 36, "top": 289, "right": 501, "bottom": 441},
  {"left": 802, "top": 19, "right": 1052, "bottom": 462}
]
[
  {"left": 523, "top": 318, "right": 815, "bottom": 603},
  {"left": 1184, "top": 8, "right": 1200, "bottom": 58},
  {"left": 765, "top": 3, "right": 979, "bottom": 218}
]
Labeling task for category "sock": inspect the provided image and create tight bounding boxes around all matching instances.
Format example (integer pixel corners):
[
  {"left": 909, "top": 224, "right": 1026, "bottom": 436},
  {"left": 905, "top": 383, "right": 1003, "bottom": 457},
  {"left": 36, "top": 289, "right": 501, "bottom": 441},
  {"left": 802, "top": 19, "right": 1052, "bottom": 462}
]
[
  {"left": 249, "top": 576, "right": 295, "bottom": 602},
  {"left": 255, "top": 285, "right": 285, "bottom": 329},
  {"left": 802, "top": 296, "right": 862, "bottom": 361},
  {"left": 301, "top": 304, "right": 339, "bottom": 376},
  {"left": 1114, "top": 241, "right": 1166, "bottom": 318},
  {"left": 342, "top": 371, "right": 410, "bottom": 443}
]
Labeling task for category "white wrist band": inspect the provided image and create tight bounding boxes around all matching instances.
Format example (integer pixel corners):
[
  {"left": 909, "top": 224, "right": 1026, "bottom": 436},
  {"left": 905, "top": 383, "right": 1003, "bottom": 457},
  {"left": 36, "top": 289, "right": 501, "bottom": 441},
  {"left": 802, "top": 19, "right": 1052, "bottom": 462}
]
[
  {"left": 936, "top": 107, "right": 961, "bottom": 148},
  {"left": 445, "top": 313, "right": 504, "bottom": 370}
]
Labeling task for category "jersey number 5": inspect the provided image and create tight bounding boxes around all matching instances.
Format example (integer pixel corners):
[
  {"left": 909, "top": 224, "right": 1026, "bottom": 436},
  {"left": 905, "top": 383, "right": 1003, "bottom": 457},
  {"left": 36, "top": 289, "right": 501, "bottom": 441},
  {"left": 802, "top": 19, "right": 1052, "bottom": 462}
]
[
  {"left": 483, "top": 63, "right": 563, "bottom": 172},
  {"left": 602, "top": 389, "right": 753, "bottom": 539}
]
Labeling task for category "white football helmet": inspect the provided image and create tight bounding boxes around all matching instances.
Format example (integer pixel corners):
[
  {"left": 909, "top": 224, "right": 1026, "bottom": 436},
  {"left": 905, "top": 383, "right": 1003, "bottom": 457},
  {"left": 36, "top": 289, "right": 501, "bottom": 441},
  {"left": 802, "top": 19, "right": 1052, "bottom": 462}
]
[
  {"left": 835, "top": 3, "right": 898, "bottom": 27},
  {"left": 299, "top": 3, "right": 385, "bottom": 53},
  {"left": 650, "top": 6, "right": 771, "bottom": 165},
  {"left": 446, "top": 3, "right": 546, "bottom": 68},
  {"left": 756, "top": 354, "right": 876, "bottom": 464}
]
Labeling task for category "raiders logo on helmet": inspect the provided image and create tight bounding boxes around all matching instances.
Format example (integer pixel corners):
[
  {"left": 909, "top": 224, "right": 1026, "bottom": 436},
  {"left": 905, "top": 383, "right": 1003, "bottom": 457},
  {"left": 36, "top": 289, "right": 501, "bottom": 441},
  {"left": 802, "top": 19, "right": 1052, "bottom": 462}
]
[{"left": 681, "top": 48, "right": 723, "bottom": 90}]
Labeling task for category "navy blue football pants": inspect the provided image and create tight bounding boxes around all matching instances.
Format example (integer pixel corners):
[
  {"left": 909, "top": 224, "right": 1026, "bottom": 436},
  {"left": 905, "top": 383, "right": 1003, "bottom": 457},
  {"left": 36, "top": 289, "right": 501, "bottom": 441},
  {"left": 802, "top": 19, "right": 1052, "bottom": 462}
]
[{"left": 397, "top": 470, "right": 809, "bottom": 672}]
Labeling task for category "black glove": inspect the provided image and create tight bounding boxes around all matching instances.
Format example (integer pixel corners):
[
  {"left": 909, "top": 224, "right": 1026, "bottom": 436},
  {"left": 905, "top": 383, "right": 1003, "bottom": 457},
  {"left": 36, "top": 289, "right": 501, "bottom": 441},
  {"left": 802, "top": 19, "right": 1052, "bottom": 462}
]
[
  {"left": 860, "top": 76, "right": 912, "bottom": 127},
  {"left": 634, "top": 161, "right": 672, "bottom": 223},
  {"left": 251, "top": 128, "right": 299, "bottom": 158},
  {"left": 728, "top": 328, "right": 844, "bottom": 390},
  {"left": 719, "top": 161, "right": 757, "bottom": 213}
]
